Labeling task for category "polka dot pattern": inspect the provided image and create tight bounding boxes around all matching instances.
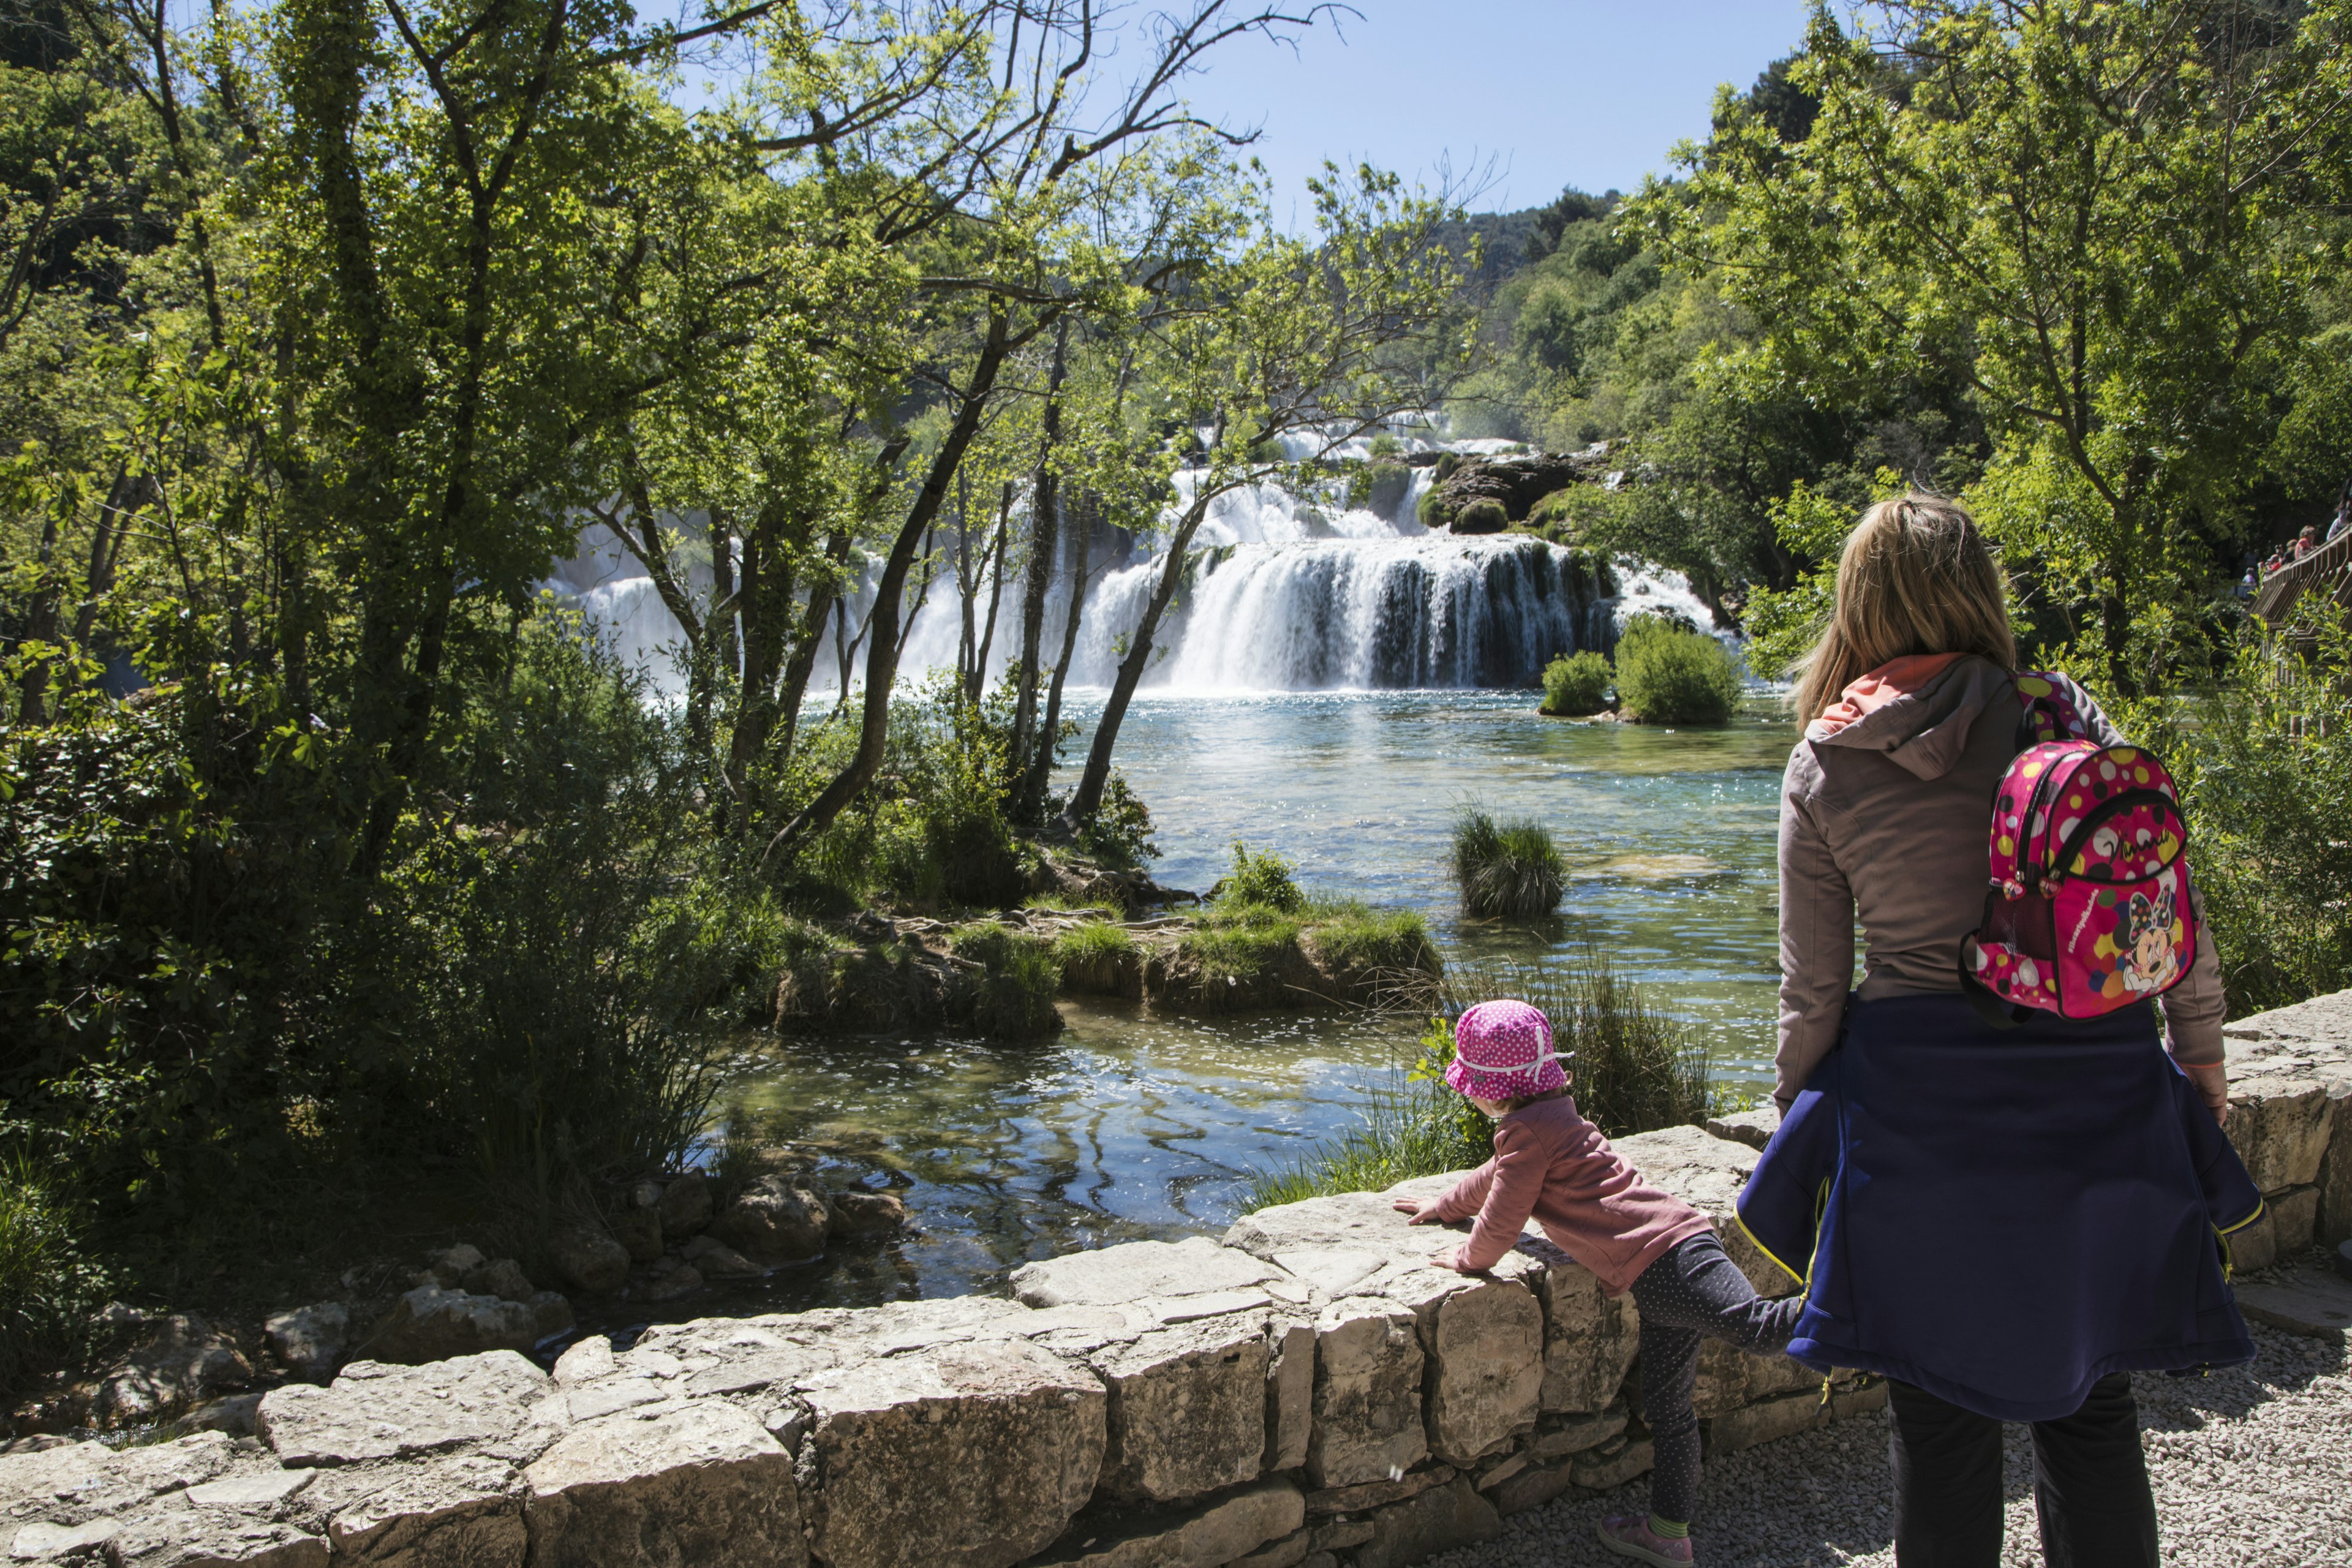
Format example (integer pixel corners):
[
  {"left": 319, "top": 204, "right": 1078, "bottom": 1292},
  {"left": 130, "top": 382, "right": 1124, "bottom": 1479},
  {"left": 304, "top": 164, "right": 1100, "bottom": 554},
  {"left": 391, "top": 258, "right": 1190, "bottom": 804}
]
[{"left": 1447, "top": 999, "right": 1569, "bottom": 1100}]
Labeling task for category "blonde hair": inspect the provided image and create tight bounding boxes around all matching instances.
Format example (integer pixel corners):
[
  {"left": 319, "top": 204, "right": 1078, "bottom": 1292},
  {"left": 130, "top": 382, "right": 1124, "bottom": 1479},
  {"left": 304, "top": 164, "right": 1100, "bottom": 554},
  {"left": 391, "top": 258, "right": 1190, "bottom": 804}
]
[{"left": 1792, "top": 493, "right": 2017, "bottom": 723}]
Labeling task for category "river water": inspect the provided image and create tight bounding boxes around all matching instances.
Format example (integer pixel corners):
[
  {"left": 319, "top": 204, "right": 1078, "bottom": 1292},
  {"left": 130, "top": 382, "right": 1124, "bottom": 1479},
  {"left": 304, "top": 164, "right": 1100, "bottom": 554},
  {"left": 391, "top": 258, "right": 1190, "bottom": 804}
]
[{"left": 697, "top": 688, "right": 1796, "bottom": 1317}]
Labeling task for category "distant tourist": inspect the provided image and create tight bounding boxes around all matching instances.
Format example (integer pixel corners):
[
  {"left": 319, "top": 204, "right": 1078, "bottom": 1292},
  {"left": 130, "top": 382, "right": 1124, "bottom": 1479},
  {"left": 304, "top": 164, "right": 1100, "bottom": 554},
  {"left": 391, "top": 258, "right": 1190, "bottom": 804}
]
[
  {"left": 2293, "top": 524, "right": 2320, "bottom": 560},
  {"left": 1390, "top": 1000, "right": 1801, "bottom": 1567},
  {"left": 1752, "top": 493, "right": 2254, "bottom": 1567}
]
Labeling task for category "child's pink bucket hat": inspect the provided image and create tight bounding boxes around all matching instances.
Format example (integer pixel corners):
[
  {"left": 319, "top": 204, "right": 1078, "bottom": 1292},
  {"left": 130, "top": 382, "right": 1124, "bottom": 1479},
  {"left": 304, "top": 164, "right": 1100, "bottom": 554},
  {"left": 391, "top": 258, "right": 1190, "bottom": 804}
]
[{"left": 1446, "top": 1000, "right": 1567, "bottom": 1100}]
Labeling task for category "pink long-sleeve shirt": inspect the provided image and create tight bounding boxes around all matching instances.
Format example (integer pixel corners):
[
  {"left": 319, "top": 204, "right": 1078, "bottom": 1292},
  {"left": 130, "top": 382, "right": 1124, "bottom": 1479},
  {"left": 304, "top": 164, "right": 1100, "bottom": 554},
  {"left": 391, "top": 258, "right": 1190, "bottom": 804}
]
[{"left": 1423, "top": 1096, "right": 1712, "bottom": 1296}]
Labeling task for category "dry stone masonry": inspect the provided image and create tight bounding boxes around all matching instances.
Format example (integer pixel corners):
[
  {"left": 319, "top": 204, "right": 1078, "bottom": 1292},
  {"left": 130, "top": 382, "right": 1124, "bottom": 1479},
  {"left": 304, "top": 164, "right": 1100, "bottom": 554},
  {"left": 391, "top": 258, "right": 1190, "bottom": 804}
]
[{"left": 10, "top": 989, "right": 2351, "bottom": 1568}]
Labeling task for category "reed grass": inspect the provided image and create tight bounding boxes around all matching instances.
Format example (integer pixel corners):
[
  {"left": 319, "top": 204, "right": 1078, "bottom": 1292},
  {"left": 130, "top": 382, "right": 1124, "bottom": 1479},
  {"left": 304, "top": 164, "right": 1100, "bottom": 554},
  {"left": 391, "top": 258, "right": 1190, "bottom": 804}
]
[{"left": 1450, "top": 805, "right": 1566, "bottom": 918}]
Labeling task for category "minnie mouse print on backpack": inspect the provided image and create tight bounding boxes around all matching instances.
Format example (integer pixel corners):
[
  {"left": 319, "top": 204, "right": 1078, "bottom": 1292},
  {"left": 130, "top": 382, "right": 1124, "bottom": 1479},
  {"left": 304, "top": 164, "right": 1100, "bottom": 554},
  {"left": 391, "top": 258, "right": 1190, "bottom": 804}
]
[{"left": 1962, "top": 672, "right": 2199, "bottom": 1025}]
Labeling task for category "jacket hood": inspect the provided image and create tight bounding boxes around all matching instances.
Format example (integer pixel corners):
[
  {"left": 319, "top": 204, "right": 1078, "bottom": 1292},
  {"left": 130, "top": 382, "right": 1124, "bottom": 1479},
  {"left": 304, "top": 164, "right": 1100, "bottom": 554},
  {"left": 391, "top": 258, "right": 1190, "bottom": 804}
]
[{"left": 1804, "top": 652, "right": 2012, "bottom": 781}]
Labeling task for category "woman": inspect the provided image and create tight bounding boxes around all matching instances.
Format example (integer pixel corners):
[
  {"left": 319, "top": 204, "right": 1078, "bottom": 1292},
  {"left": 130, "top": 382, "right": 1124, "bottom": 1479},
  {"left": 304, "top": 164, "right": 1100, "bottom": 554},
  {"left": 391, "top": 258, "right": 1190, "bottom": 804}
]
[{"left": 1738, "top": 495, "right": 2260, "bottom": 1568}]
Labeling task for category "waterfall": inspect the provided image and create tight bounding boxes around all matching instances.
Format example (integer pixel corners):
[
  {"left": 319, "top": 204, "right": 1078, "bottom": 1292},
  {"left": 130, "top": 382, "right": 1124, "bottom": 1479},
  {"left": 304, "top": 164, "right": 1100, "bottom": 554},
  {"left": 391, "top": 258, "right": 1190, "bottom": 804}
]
[{"left": 543, "top": 447, "right": 1725, "bottom": 696}]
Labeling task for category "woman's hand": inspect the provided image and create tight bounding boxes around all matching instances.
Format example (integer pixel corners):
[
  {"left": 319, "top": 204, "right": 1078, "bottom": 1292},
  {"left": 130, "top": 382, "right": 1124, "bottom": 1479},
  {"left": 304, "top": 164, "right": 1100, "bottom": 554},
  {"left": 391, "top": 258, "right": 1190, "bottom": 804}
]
[
  {"left": 2181, "top": 1061, "right": 2229, "bottom": 1127},
  {"left": 1392, "top": 1197, "right": 1442, "bottom": 1225}
]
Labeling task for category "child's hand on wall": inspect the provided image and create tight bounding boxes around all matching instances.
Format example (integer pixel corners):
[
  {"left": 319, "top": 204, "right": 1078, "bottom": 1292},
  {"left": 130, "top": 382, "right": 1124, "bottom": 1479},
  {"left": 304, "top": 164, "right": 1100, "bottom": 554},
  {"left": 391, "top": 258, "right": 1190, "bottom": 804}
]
[{"left": 1392, "top": 1197, "right": 1443, "bottom": 1224}]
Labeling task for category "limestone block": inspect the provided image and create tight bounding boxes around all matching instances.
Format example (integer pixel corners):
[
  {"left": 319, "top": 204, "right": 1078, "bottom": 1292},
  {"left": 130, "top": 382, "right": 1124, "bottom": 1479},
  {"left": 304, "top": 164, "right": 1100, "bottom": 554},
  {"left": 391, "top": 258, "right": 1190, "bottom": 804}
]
[
  {"left": 524, "top": 1401, "right": 799, "bottom": 1568},
  {"left": 1608, "top": 1128, "right": 1787, "bottom": 1296},
  {"left": 1570, "top": 1437, "right": 1655, "bottom": 1491},
  {"left": 1690, "top": 1337, "right": 1817, "bottom": 1420},
  {"left": 1263, "top": 1321, "right": 1313, "bottom": 1474},
  {"left": 1225, "top": 1526, "right": 1312, "bottom": 1568},
  {"left": 106, "top": 1507, "right": 328, "bottom": 1568},
  {"left": 1300, "top": 1302, "right": 1424, "bottom": 1489},
  {"left": 329, "top": 1455, "right": 524, "bottom": 1568},
  {"left": 1705, "top": 1104, "right": 1782, "bottom": 1150},
  {"left": 355, "top": 1289, "right": 540, "bottom": 1366},
  {"left": 1225, "top": 1191, "right": 1543, "bottom": 1479},
  {"left": 1706, "top": 1389, "right": 1828, "bottom": 1455},
  {"left": 1, "top": 1434, "right": 238, "bottom": 1534},
  {"left": 458, "top": 1260, "right": 536, "bottom": 1306},
  {"left": 801, "top": 1336, "right": 1106, "bottom": 1568},
  {"left": 1012, "top": 1237, "right": 1292, "bottom": 1311},
  {"left": 1346, "top": 1478, "right": 1499, "bottom": 1568},
  {"left": 2226, "top": 1077, "right": 2335, "bottom": 1194},
  {"left": 1306, "top": 1520, "right": 1371, "bottom": 1553},
  {"left": 1831, "top": 1379, "right": 1890, "bottom": 1421},
  {"left": 1300, "top": 1466, "right": 1452, "bottom": 1516},
  {"left": 1525, "top": 1404, "right": 1627, "bottom": 1463},
  {"left": 1090, "top": 1316, "right": 1267, "bottom": 1502},
  {"left": 2231, "top": 1186, "right": 2320, "bottom": 1276},
  {"left": 258, "top": 1354, "right": 558, "bottom": 1469},
  {"left": 1486, "top": 1458, "right": 1576, "bottom": 1517},
  {"left": 1531, "top": 1254, "right": 1638, "bottom": 1414},
  {"left": 2320, "top": 1080, "right": 2352, "bottom": 1249},
  {"left": 1025, "top": 1479, "right": 1303, "bottom": 1568}
]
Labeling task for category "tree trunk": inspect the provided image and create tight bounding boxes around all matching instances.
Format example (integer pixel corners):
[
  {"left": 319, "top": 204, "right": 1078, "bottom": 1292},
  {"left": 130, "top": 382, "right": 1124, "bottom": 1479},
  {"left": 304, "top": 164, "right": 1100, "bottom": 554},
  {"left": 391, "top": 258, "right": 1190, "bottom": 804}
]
[
  {"left": 1008, "top": 318, "right": 1069, "bottom": 788},
  {"left": 767, "top": 311, "right": 1018, "bottom": 861},
  {"left": 971, "top": 482, "right": 1013, "bottom": 705},
  {"left": 1062, "top": 489, "right": 1213, "bottom": 827},
  {"left": 1024, "top": 488, "right": 1093, "bottom": 821}
]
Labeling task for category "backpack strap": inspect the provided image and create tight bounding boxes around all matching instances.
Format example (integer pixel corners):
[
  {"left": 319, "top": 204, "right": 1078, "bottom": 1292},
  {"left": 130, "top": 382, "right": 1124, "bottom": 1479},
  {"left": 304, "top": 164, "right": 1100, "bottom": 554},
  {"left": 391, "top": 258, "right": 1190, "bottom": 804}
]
[
  {"left": 1956, "top": 944, "right": 2029, "bottom": 1031},
  {"left": 2013, "top": 670, "right": 2091, "bottom": 748}
]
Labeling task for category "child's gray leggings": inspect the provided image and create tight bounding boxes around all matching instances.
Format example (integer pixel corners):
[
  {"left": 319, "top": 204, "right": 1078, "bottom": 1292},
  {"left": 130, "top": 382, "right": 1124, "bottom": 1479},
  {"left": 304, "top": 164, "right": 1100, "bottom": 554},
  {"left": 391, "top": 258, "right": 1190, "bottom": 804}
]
[{"left": 1627, "top": 1232, "right": 1807, "bottom": 1525}]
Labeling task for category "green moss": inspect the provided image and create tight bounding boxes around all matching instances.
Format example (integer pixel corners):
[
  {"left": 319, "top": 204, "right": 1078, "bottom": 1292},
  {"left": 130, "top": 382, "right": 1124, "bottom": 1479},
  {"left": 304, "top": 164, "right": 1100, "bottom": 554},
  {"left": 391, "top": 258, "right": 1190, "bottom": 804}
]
[
  {"left": 1453, "top": 497, "right": 1508, "bottom": 532},
  {"left": 1180, "top": 903, "right": 1305, "bottom": 981},
  {"left": 1415, "top": 488, "right": 1453, "bottom": 528},
  {"left": 950, "top": 923, "right": 1063, "bottom": 1038},
  {"left": 1303, "top": 900, "right": 1438, "bottom": 974},
  {"left": 1450, "top": 806, "right": 1566, "bottom": 918},
  {"left": 1613, "top": 615, "right": 1742, "bottom": 725},
  {"left": 1542, "top": 650, "right": 1613, "bottom": 715}
]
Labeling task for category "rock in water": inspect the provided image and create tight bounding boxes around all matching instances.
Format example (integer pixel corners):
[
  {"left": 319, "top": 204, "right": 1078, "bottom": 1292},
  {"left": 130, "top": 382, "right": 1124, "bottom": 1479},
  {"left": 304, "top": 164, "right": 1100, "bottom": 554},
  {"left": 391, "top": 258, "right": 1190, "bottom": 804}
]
[
  {"left": 609, "top": 1205, "right": 665, "bottom": 1264},
  {"left": 527, "top": 1292, "right": 575, "bottom": 1340},
  {"left": 263, "top": 1303, "right": 351, "bottom": 1383},
  {"left": 94, "top": 1315, "right": 253, "bottom": 1427},
  {"left": 827, "top": 1192, "right": 908, "bottom": 1240},
  {"left": 548, "top": 1222, "right": 630, "bottom": 1293},
  {"left": 354, "top": 1287, "right": 540, "bottom": 1365},
  {"left": 711, "top": 1176, "right": 829, "bottom": 1262},
  {"left": 679, "top": 1235, "right": 765, "bottom": 1279},
  {"left": 657, "top": 1174, "right": 714, "bottom": 1238}
]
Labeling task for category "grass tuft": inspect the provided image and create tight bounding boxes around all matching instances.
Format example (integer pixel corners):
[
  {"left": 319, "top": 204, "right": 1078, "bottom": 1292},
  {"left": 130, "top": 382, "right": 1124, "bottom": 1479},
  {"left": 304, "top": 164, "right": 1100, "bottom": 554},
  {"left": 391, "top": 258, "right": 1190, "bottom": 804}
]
[
  {"left": 1450, "top": 805, "right": 1566, "bottom": 918},
  {"left": 949, "top": 923, "right": 1065, "bottom": 1039},
  {"left": 1054, "top": 919, "right": 1137, "bottom": 965}
]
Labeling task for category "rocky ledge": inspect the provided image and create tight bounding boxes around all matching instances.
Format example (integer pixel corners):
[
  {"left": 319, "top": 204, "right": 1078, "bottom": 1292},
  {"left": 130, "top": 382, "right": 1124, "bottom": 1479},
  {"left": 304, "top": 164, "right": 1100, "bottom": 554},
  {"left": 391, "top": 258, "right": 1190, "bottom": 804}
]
[{"left": 6, "top": 992, "right": 2345, "bottom": 1568}]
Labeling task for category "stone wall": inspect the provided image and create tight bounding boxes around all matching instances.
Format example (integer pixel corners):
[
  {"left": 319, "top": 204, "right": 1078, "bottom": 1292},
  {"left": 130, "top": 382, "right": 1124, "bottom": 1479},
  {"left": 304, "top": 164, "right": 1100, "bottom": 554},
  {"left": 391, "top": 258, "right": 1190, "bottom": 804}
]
[{"left": 8, "top": 990, "right": 2349, "bottom": 1568}]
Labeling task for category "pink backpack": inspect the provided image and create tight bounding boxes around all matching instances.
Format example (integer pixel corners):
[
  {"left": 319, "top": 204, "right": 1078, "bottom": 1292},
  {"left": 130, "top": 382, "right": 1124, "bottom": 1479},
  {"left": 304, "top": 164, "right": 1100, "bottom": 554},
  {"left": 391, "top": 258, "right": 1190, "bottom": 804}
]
[{"left": 1961, "top": 672, "right": 2199, "bottom": 1023}]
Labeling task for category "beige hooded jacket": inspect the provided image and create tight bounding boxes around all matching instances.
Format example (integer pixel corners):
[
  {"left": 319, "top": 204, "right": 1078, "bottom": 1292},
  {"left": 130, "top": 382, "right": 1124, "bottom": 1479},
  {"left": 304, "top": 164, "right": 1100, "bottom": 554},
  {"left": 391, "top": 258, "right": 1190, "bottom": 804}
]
[{"left": 1776, "top": 654, "right": 2225, "bottom": 1110}]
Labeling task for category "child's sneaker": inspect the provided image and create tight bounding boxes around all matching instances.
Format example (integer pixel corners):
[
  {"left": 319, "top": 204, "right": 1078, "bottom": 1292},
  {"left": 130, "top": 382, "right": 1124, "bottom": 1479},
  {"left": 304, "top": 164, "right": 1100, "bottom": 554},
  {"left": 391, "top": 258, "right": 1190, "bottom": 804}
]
[{"left": 1597, "top": 1515, "right": 1695, "bottom": 1566}]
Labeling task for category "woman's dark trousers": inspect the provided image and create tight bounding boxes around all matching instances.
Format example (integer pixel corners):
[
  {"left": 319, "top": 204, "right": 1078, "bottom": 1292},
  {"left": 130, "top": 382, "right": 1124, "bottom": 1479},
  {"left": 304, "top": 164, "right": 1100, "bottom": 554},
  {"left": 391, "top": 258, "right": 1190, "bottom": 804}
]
[{"left": 1887, "top": 1373, "right": 2158, "bottom": 1567}]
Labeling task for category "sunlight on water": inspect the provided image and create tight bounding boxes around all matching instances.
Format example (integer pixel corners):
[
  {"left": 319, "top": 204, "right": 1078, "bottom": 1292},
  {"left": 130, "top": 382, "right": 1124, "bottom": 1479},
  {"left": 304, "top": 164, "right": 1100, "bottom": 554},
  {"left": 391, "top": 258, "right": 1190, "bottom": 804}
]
[{"left": 683, "top": 688, "right": 1796, "bottom": 1320}]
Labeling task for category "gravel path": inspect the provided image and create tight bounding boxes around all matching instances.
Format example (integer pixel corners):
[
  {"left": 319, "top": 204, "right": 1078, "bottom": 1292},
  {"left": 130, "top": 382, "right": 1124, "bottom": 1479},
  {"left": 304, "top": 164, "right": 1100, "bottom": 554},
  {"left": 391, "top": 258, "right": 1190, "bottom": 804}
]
[{"left": 1426, "top": 1325, "right": 2351, "bottom": 1568}]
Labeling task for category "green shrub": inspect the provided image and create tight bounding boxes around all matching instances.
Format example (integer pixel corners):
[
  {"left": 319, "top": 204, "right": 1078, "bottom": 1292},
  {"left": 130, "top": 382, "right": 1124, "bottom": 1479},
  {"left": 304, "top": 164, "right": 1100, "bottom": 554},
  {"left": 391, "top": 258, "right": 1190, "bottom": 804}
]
[
  {"left": 1450, "top": 806, "right": 1566, "bottom": 918},
  {"left": 0, "top": 1147, "right": 108, "bottom": 1398},
  {"left": 2117, "top": 622, "right": 2352, "bottom": 1014},
  {"left": 1415, "top": 487, "right": 1452, "bottom": 529},
  {"left": 1542, "top": 650, "right": 1613, "bottom": 715},
  {"left": 1346, "top": 461, "right": 1413, "bottom": 519},
  {"left": 1055, "top": 919, "right": 1137, "bottom": 965},
  {"left": 1073, "top": 772, "right": 1161, "bottom": 870},
  {"left": 1369, "top": 434, "right": 1404, "bottom": 459},
  {"left": 949, "top": 923, "right": 1064, "bottom": 1038},
  {"left": 1453, "top": 497, "right": 1508, "bottom": 533},
  {"left": 1214, "top": 841, "right": 1304, "bottom": 913},
  {"left": 1612, "top": 615, "right": 1742, "bottom": 724},
  {"left": 1431, "top": 451, "right": 1463, "bottom": 484}
]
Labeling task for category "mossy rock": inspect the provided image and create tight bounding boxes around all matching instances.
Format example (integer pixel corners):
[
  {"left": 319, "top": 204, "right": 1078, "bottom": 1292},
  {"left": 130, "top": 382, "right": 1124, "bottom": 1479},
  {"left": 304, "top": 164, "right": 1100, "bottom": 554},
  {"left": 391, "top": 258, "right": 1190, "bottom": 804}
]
[{"left": 1452, "top": 497, "right": 1509, "bottom": 535}]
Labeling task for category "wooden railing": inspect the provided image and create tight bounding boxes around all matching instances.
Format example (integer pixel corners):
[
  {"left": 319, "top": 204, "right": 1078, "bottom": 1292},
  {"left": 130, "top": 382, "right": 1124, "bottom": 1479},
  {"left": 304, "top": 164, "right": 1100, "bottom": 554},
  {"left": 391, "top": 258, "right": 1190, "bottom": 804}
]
[{"left": 2253, "top": 524, "right": 2352, "bottom": 624}]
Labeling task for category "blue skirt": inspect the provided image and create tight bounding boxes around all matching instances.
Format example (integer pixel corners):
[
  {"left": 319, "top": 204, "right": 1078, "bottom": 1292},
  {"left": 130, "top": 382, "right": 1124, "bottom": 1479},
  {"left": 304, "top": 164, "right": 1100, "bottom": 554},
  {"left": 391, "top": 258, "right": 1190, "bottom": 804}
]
[{"left": 1737, "top": 993, "right": 2260, "bottom": 1422}]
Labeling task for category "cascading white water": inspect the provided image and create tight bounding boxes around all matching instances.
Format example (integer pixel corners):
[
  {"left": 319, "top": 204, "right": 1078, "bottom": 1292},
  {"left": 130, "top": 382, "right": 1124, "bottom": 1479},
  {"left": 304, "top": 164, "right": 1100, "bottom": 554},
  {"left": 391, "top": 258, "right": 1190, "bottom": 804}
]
[{"left": 545, "top": 442, "right": 1725, "bottom": 696}]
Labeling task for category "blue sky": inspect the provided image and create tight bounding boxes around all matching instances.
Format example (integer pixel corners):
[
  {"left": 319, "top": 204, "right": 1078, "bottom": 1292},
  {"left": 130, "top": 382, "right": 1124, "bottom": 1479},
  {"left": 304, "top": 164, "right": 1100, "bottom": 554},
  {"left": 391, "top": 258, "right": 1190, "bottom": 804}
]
[{"left": 1152, "top": 1, "right": 1815, "bottom": 215}]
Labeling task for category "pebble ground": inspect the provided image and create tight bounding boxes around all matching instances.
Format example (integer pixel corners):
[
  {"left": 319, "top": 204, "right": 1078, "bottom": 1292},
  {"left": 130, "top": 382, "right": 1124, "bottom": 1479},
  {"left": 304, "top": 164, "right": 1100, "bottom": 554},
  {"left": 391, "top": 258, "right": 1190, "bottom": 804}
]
[{"left": 1425, "top": 1325, "right": 2351, "bottom": 1568}]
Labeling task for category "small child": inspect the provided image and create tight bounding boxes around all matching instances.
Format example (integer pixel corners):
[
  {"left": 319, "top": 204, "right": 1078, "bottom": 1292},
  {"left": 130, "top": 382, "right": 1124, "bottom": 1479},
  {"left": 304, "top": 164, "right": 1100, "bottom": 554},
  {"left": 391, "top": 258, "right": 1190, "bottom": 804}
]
[{"left": 1390, "top": 1000, "right": 1803, "bottom": 1567}]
